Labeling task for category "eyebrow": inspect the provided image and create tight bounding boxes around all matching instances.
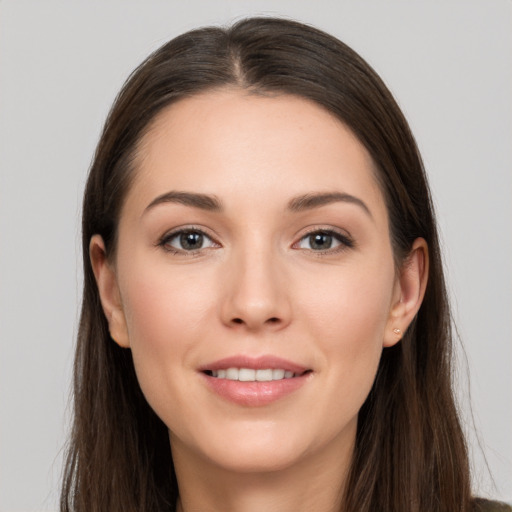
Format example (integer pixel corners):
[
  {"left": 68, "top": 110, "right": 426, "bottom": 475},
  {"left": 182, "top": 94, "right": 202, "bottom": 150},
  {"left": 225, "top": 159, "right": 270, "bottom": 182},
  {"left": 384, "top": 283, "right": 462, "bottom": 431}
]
[
  {"left": 143, "top": 190, "right": 372, "bottom": 219},
  {"left": 144, "top": 191, "right": 223, "bottom": 213},
  {"left": 287, "top": 192, "right": 373, "bottom": 219}
]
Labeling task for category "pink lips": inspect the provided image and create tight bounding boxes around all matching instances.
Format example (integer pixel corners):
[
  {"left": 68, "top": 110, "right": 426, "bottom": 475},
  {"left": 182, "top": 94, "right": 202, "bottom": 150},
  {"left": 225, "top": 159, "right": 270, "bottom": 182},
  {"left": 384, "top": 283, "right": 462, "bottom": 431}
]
[{"left": 199, "top": 355, "right": 312, "bottom": 407}]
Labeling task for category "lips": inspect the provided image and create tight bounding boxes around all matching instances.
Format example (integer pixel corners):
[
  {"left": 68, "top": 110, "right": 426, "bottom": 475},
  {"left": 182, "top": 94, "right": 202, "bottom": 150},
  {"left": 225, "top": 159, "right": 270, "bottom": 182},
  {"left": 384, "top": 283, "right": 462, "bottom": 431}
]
[
  {"left": 199, "top": 355, "right": 312, "bottom": 406},
  {"left": 208, "top": 368, "right": 296, "bottom": 381}
]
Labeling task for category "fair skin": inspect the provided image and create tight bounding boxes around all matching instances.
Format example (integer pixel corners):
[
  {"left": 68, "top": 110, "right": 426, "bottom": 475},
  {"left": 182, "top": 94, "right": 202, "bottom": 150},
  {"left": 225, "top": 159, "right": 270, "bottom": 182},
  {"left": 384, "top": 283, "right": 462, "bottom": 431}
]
[{"left": 91, "top": 89, "right": 428, "bottom": 512}]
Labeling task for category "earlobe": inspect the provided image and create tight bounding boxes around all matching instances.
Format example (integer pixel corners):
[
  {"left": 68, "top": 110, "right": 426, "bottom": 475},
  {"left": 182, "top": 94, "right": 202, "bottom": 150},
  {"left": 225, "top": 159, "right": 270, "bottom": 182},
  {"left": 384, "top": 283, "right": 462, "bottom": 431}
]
[
  {"left": 384, "top": 238, "right": 429, "bottom": 347},
  {"left": 89, "top": 235, "right": 130, "bottom": 348}
]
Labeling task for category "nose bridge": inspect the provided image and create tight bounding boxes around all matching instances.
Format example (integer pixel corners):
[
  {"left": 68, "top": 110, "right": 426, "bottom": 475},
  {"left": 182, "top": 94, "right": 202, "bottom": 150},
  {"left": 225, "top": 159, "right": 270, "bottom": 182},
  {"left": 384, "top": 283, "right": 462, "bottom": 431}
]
[{"left": 221, "top": 234, "right": 290, "bottom": 330}]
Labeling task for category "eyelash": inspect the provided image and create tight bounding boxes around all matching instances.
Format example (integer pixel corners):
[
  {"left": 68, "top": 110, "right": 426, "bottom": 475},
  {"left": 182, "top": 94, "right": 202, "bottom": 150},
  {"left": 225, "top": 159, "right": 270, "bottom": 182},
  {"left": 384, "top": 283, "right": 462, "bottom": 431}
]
[
  {"left": 157, "top": 226, "right": 219, "bottom": 255},
  {"left": 293, "top": 228, "right": 355, "bottom": 255},
  {"left": 156, "top": 227, "right": 354, "bottom": 255}
]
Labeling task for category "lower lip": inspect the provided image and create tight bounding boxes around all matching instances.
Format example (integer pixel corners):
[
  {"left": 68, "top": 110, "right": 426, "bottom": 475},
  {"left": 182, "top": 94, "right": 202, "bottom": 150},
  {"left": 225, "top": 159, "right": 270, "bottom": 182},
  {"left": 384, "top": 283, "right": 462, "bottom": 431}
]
[{"left": 201, "top": 373, "right": 311, "bottom": 407}]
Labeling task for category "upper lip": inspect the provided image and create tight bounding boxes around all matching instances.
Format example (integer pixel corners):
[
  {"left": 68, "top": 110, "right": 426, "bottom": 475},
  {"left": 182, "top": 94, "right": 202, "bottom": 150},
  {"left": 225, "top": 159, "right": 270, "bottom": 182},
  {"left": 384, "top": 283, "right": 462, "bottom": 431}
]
[{"left": 199, "top": 355, "right": 309, "bottom": 374}]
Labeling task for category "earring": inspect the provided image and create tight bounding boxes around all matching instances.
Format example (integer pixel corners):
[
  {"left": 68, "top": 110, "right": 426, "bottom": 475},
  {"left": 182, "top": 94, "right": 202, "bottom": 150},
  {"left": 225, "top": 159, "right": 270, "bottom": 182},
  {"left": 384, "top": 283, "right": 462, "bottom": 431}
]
[{"left": 393, "top": 328, "right": 402, "bottom": 335}]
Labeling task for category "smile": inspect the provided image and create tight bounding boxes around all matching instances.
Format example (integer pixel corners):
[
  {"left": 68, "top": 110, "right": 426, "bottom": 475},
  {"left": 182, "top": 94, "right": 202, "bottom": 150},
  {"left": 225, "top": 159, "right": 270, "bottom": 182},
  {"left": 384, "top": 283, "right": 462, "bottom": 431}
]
[
  {"left": 207, "top": 368, "right": 298, "bottom": 381},
  {"left": 200, "top": 356, "right": 312, "bottom": 406}
]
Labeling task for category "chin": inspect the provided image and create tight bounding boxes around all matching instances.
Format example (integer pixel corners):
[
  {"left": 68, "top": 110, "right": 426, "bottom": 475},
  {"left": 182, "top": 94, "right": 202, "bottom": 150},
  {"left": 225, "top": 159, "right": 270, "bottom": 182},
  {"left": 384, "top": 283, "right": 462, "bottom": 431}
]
[
  {"left": 205, "top": 443, "right": 308, "bottom": 475},
  {"left": 172, "top": 420, "right": 314, "bottom": 475}
]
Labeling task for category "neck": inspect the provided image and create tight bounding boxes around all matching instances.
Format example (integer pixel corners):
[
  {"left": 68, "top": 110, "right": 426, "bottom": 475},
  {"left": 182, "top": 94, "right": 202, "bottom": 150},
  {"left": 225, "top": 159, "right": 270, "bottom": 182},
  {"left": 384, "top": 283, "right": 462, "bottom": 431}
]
[{"left": 172, "top": 432, "right": 354, "bottom": 512}]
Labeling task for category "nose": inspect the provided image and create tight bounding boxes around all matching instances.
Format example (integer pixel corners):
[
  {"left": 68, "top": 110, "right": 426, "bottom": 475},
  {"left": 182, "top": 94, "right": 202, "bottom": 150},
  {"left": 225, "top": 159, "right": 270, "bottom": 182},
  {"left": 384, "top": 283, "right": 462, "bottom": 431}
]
[{"left": 220, "top": 246, "right": 292, "bottom": 332}]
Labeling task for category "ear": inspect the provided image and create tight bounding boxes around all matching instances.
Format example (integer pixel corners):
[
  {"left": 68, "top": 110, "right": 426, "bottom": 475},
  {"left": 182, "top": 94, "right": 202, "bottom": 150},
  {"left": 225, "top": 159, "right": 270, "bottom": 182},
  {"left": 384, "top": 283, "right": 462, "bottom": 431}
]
[
  {"left": 89, "top": 234, "right": 130, "bottom": 348},
  {"left": 383, "top": 238, "right": 429, "bottom": 347}
]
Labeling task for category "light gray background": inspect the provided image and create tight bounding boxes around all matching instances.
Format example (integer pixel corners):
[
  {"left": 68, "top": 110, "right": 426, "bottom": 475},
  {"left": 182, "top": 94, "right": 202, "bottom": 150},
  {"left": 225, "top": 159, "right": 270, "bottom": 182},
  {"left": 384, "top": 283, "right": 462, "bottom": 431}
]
[{"left": 0, "top": 1, "right": 510, "bottom": 510}]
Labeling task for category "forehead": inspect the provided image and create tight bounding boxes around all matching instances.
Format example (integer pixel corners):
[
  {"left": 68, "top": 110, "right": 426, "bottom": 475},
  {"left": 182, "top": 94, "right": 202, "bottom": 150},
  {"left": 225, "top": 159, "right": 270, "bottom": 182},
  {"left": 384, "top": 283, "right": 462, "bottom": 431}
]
[{"left": 128, "top": 88, "right": 386, "bottom": 219}]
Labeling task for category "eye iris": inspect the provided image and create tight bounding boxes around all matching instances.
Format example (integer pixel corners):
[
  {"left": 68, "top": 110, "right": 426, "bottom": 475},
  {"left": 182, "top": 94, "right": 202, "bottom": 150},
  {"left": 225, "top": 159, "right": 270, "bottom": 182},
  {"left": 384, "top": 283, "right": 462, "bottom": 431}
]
[
  {"left": 310, "top": 233, "right": 332, "bottom": 250},
  {"left": 180, "top": 232, "right": 203, "bottom": 250}
]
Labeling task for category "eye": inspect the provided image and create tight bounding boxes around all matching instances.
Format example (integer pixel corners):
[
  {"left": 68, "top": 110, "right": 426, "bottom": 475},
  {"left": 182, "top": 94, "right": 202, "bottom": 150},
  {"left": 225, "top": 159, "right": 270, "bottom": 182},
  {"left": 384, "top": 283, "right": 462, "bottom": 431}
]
[
  {"left": 159, "top": 228, "right": 218, "bottom": 253},
  {"left": 295, "top": 229, "right": 353, "bottom": 252}
]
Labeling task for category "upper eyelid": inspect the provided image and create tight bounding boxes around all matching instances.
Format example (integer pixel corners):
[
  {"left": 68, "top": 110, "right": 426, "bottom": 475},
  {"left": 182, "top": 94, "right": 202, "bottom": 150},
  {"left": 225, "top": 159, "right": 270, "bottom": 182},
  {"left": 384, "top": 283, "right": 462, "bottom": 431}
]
[
  {"left": 158, "top": 225, "right": 219, "bottom": 243},
  {"left": 293, "top": 227, "right": 355, "bottom": 250},
  {"left": 155, "top": 224, "right": 354, "bottom": 248},
  {"left": 156, "top": 227, "right": 220, "bottom": 257},
  {"left": 296, "top": 226, "right": 353, "bottom": 241}
]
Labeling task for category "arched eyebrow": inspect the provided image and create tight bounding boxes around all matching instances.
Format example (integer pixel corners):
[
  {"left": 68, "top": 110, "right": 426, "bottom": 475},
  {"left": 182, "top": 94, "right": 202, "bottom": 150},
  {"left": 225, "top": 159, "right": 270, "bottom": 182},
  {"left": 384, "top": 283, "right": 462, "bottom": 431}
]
[
  {"left": 144, "top": 190, "right": 372, "bottom": 220},
  {"left": 144, "top": 191, "right": 223, "bottom": 213},
  {"left": 287, "top": 192, "right": 373, "bottom": 220}
]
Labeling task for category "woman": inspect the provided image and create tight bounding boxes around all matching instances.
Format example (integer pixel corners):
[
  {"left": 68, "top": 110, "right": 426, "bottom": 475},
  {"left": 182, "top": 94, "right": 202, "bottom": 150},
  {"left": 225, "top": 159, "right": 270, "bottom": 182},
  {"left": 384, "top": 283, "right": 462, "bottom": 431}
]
[{"left": 60, "top": 17, "right": 510, "bottom": 512}]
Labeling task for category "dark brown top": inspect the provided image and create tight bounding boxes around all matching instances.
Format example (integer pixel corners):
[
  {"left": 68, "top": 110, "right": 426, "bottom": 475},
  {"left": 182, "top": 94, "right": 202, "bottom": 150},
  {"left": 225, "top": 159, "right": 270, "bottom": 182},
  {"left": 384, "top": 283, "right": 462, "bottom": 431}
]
[{"left": 473, "top": 498, "right": 512, "bottom": 511}]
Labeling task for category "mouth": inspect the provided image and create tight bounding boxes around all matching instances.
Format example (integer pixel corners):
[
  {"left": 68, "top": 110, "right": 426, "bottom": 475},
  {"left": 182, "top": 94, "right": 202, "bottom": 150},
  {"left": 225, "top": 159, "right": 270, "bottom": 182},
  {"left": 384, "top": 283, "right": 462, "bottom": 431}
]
[
  {"left": 199, "top": 356, "right": 312, "bottom": 406},
  {"left": 204, "top": 368, "right": 309, "bottom": 381}
]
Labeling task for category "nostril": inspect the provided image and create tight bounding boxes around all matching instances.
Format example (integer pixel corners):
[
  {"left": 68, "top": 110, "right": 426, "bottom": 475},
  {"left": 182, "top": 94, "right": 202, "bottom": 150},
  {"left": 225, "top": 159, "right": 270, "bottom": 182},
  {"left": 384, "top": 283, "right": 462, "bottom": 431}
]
[{"left": 230, "top": 316, "right": 282, "bottom": 329}]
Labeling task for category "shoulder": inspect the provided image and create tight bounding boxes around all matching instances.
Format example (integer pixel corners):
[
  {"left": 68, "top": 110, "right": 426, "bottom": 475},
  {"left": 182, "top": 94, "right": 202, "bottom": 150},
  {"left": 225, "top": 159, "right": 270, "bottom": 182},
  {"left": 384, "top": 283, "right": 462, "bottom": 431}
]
[{"left": 473, "top": 498, "right": 512, "bottom": 511}]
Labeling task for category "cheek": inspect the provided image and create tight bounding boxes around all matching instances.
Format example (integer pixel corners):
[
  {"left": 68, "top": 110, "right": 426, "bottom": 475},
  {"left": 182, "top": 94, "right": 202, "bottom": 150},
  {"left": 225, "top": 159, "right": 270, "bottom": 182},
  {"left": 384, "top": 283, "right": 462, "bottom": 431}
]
[
  {"left": 122, "top": 262, "right": 214, "bottom": 345},
  {"left": 299, "top": 258, "right": 395, "bottom": 407},
  {"left": 303, "top": 257, "right": 395, "bottom": 344},
  {"left": 118, "top": 264, "right": 216, "bottom": 406}
]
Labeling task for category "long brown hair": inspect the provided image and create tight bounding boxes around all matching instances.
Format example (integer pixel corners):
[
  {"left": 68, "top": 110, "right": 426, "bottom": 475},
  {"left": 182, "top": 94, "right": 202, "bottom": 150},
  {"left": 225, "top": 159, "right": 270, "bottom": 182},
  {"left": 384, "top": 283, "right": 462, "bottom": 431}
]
[{"left": 61, "top": 17, "right": 473, "bottom": 511}]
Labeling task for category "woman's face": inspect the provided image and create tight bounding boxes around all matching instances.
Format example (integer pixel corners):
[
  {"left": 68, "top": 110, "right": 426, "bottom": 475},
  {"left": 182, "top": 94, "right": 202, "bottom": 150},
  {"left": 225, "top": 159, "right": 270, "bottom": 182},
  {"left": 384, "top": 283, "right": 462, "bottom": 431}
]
[{"left": 96, "top": 89, "right": 411, "bottom": 475}]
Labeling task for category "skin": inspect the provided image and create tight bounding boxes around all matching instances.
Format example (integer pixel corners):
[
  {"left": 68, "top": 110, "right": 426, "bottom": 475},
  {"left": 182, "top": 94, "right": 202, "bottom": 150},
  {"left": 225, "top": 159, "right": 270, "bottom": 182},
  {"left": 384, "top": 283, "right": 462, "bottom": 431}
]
[{"left": 91, "top": 89, "right": 428, "bottom": 512}]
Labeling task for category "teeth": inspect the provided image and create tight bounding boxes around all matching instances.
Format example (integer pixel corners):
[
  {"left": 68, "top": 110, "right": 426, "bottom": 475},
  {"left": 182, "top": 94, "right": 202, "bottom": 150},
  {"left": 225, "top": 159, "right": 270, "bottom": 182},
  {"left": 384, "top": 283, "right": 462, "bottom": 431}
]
[
  {"left": 239, "top": 368, "right": 256, "bottom": 381},
  {"left": 210, "top": 367, "right": 297, "bottom": 381},
  {"left": 272, "top": 369, "right": 285, "bottom": 380},
  {"left": 256, "top": 369, "right": 273, "bottom": 381},
  {"left": 226, "top": 368, "right": 239, "bottom": 380}
]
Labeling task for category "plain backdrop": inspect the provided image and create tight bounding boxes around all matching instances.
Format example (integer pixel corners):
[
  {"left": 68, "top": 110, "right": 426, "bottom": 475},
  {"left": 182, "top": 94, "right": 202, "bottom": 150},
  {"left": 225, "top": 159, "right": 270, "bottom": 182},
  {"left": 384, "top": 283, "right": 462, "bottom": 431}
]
[{"left": 0, "top": 1, "right": 510, "bottom": 510}]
